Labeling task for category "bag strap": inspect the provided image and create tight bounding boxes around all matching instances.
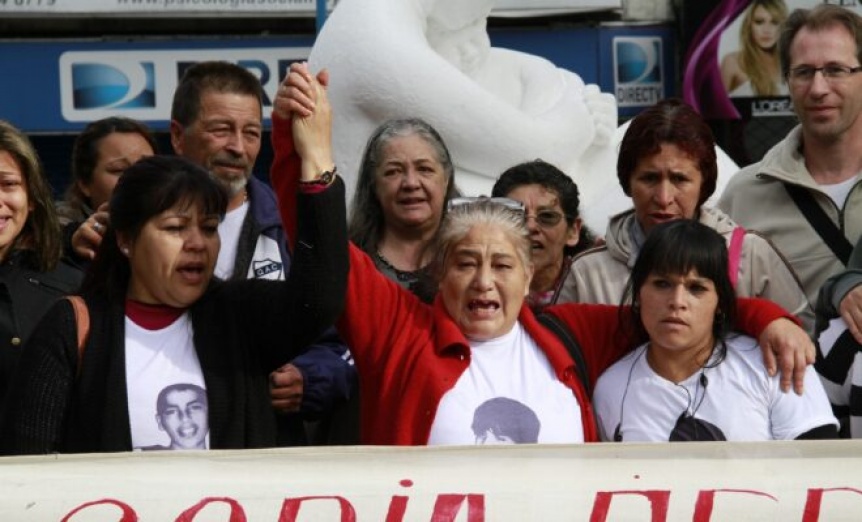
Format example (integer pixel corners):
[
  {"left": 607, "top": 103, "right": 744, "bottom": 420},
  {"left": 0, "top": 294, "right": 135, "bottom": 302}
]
[
  {"left": 64, "top": 296, "right": 90, "bottom": 379},
  {"left": 536, "top": 312, "right": 591, "bottom": 397},
  {"left": 784, "top": 183, "right": 853, "bottom": 265},
  {"left": 727, "top": 226, "right": 746, "bottom": 289}
]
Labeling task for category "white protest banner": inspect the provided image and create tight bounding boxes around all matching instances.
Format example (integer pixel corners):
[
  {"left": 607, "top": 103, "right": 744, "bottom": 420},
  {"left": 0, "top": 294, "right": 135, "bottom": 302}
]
[{"left": 1, "top": 440, "right": 861, "bottom": 520}]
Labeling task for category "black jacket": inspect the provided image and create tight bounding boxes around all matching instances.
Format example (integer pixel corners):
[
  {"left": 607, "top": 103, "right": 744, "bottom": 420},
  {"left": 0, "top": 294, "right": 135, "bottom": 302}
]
[{"left": 0, "top": 250, "right": 81, "bottom": 406}]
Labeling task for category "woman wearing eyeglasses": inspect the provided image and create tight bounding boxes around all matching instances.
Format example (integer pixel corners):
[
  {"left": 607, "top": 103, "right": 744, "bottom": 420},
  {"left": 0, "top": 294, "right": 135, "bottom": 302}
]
[
  {"left": 270, "top": 67, "right": 817, "bottom": 445},
  {"left": 558, "top": 98, "right": 814, "bottom": 331},
  {"left": 491, "top": 160, "right": 597, "bottom": 309},
  {"left": 593, "top": 220, "right": 837, "bottom": 442}
]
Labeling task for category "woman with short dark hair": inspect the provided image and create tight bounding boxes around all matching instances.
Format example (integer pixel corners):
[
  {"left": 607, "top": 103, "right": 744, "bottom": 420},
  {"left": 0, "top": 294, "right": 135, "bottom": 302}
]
[
  {"left": 594, "top": 220, "right": 837, "bottom": 442},
  {"left": 1, "top": 154, "right": 346, "bottom": 454},
  {"left": 491, "top": 159, "right": 596, "bottom": 309}
]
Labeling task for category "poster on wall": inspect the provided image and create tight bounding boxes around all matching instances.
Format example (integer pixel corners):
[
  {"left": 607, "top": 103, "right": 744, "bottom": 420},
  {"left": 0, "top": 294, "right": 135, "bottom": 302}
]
[{"left": 680, "top": 0, "right": 860, "bottom": 166}]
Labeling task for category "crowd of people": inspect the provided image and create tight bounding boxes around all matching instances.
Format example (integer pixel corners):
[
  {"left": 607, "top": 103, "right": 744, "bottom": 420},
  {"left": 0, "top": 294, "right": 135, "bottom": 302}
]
[{"left": 0, "top": 2, "right": 860, "bottom": 454}]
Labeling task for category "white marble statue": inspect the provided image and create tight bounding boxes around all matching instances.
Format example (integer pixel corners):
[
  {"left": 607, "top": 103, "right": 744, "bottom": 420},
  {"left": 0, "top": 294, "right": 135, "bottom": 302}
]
[{"left": 309, "top": 0, "right": 619, "bottom": 230}]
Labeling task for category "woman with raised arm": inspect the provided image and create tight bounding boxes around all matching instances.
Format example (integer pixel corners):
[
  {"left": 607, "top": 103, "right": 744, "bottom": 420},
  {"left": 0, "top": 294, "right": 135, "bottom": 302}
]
[{"left": 0, "top": 154, "right": 347, "bottom": 454}]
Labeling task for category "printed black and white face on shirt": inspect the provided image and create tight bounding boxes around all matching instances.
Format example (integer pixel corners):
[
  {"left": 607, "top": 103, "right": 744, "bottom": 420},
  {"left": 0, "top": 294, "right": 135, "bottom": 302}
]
[{"left": 156, "top": 384, "right": 209, "bottom": 450}]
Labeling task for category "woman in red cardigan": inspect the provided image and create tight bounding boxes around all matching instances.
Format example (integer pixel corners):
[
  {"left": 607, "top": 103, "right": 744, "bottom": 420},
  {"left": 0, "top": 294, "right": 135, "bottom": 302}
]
[{"left": 271, "top": 63, "right": 816, "bottom": 446}]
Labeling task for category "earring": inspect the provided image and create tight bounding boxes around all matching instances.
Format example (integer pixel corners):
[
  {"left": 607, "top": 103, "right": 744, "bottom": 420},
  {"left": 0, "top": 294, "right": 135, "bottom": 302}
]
[{"left": 121, "top": 247, "right": 129, "bottom": 256}]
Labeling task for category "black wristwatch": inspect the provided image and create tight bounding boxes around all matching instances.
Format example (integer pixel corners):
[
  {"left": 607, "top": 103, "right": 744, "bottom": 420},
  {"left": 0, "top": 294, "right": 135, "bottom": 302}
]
[{"left": 300, "top": 166, "right": 337, "bottom": 186}]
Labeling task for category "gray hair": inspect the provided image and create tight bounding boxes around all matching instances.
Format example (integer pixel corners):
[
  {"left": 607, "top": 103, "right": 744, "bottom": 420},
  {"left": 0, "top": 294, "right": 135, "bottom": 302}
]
[
  {"left": 428, "top": 199, "right": 531, "bottom": 283},
  {"left": 348, "top": 118, "right": 458, "bottom": 254}
]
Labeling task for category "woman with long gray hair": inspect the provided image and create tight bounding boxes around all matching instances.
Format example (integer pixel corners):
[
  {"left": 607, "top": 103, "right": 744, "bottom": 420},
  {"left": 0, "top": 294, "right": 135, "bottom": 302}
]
[{"left": 348, "top": 118, "right": 459, "bottom": 303}]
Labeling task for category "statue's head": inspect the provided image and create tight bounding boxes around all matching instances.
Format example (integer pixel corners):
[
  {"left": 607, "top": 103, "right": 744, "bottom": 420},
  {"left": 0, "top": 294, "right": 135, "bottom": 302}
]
[{"left": 426, "top": 0, "right": 493, "bottom": 72}]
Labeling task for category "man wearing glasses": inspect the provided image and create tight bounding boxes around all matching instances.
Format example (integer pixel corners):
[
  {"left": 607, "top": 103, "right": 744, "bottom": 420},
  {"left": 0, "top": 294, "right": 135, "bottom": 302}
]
[{"left": 719, "top": 4, "right": 862, "bottom": 313}]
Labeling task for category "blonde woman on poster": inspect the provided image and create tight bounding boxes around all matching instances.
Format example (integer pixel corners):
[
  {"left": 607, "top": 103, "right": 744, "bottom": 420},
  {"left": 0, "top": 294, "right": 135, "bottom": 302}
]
[{"left": 720, "top": 0, "right": 789, "bottom": 97}]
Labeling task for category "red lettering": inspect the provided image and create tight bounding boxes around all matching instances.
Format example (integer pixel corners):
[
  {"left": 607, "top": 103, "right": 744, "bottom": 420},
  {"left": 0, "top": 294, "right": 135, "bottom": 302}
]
[
  {"left": 693, "top": 489, "right": 777, "bottom": 521},
  {"left": 62, "top": 499, "right": 137, "bottom": 522},
  {"left": 385, "top": 479, "right": 415, "bottom": 522},
  {"left": 385, "top": 496, "right": 409, "bottom": 522},
  {"left": 431, "top": 494, "right": 485, "bottom": 522},
  {"left": 175, "top": 497, "right": 246, "bottom": 522},
  {"left": 590, "top": 490, "right": 670, "bottom": 522},
  {"left": 278, "top": 496, "right": 356, "bottom": 522},
  {"left": 803, "top": 488, "right": 862, "bottom": 521}
]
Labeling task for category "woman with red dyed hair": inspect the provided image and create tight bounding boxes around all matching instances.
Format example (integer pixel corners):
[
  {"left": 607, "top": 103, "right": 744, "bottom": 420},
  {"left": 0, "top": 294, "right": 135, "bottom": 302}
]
[{"left": 558, "top": 98, "right": 813, "bottom": 332}]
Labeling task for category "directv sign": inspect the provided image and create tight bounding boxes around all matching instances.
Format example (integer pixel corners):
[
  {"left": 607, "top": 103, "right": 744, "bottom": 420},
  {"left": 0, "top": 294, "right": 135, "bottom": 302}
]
[
  {"left": 59, "top": 48, "right": 311, "bottom": 124},
  {"left": 613, "top": 36, "right": 664, "bottom": 108}
]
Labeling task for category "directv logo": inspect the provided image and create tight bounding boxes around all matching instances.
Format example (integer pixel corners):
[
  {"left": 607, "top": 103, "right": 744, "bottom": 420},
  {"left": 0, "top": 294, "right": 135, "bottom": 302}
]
[
  {"left": 59, "top": 51, "right": 173, "bottom": 122},
  {"left": 613, "top": 37, "right": 663, "bottom": 108},
  {"left": 71, "top": 62, "right": 156, "bottom": 110},
  {"left": 59, "top": 48, "right": 311, "bottom": 124}
]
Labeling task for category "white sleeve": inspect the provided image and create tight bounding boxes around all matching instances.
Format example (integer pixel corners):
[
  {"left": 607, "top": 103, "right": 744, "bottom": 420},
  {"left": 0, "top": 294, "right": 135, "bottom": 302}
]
[
  {"left": 593, "top": 372, "right": 621, "bottom": 442},
  {"left": 769, "top": 366, "right": 839, "bottom": 440}
]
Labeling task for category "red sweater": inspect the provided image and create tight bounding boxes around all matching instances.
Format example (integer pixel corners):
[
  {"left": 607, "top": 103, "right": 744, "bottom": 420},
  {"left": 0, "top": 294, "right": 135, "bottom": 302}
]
[{"left": 270, "top": 114, "right": 792, "bottom": 445}]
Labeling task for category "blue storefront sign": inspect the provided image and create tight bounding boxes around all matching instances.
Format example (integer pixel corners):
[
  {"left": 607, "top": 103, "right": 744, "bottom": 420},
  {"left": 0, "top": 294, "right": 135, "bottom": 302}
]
[{"left": 0, "top": 37, "right": 314, "bottom": 133}]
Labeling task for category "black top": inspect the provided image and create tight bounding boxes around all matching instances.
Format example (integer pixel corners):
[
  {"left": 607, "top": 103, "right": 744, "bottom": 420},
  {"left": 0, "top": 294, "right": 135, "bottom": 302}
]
[{"left": 0, "top": 250, "right": 82, "bottom": 408}]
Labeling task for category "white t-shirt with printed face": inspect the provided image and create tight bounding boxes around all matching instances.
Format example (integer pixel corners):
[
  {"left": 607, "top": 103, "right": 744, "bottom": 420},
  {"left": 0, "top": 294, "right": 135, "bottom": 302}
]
[
  {"left": 125, "top": 313, "right": 210, "bottom": 451},
  {"left": 593, "top": 335, "right": 838, "bottom": 442},
  {"left": 427, "top": 322, "right": 583, "bottom": 445}
]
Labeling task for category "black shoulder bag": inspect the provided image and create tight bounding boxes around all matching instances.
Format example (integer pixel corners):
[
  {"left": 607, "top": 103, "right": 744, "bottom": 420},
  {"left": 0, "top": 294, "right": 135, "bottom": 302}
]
[
  {"left": 536, "top": 312, "right": 591, "bottom": 397},
  {"left": 784, "top": 183, "right": 853, "bottom": 265}
]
